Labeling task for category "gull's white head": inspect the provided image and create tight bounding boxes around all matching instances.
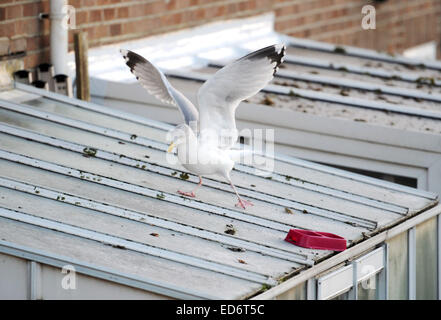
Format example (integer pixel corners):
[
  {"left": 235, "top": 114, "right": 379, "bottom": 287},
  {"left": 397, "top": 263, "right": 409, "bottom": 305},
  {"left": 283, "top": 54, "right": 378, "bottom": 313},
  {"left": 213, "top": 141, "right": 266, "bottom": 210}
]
[{"left": 167, "top": 124, "right": 194, "bottom": 153}]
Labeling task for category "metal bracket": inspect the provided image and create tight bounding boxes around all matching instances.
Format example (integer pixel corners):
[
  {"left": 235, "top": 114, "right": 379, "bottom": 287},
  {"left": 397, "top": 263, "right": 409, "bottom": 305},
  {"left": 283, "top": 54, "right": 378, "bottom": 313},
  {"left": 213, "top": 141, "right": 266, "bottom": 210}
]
[{"left": 38, "top": 13, "right": 49, "bottom": 20}]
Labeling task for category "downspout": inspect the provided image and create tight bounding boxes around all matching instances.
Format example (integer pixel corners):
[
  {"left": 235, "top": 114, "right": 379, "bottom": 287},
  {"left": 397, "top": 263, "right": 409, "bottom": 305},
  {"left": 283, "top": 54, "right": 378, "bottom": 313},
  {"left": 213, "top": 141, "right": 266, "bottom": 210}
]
[{"left": 49, "top": 0, "right": 68, "bottom": 75}]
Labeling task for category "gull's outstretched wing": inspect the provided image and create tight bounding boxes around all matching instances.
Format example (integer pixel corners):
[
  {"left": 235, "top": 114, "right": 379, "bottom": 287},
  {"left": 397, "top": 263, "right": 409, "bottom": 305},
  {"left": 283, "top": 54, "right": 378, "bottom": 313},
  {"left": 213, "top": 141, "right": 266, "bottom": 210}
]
[
  {"left": 197, "top": 44, "right": 285, "bottom": 149},
  {"left": 121, "top": 49, "right": 199, "bottom": 125}
]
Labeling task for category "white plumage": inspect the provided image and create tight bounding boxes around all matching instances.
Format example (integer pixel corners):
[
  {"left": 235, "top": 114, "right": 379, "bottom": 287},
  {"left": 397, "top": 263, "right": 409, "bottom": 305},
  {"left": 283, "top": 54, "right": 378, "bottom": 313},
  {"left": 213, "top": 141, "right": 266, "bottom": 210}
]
[{"left": 121, "top": 44, "right": 285, "bottom": 209}]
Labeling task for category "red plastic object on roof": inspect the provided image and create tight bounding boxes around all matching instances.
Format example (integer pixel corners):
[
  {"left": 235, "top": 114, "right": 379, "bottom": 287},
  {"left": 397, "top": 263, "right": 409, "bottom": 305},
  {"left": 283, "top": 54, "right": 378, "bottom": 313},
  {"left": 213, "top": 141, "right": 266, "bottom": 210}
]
[{"left": 285, "top": 229, "right": 347, "bottom": 251}]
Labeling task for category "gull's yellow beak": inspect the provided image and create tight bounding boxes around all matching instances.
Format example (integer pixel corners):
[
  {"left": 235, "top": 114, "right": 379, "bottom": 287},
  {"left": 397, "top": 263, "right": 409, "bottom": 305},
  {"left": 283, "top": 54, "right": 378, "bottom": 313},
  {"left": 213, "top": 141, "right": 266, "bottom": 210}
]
[{"left": 167, "top": 142, "right": 176, "bottom": 153}]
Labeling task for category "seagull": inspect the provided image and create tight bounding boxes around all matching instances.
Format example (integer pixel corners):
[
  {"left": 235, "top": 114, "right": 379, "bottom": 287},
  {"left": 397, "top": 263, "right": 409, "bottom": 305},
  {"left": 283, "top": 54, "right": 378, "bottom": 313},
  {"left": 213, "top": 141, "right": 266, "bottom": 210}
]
[{"left": 121, "top": 44, "right": 285, "bottom": 209}]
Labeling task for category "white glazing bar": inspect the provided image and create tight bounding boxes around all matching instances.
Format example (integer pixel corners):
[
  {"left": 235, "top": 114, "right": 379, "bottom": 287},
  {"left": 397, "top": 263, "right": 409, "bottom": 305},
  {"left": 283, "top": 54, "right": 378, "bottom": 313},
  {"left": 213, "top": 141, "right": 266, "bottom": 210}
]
[
  {"left": 408, "top": 227, "right": 416, "bottom": 300},
  {"left": 272, "top": 153, "right": 437, "bottom": 201},
  {"left": 14, "top": 82, "right": 174, "bottom": 132},
  {"left": 0, "top": 98, "right": 166, "bottom": 150},
  {"left": 348, "top": 261, "right": 358, "bottom": 300},
  {"left": 285, "top": 36, "right": 441, "bottom": 71},
  {"left": 28, "top": 261, "right": 41, "bottom": 300},
  {"left": 306, "top": 278, "right": 316, "bottom": 300},
  {"left": 264, "top": 84, "right": 441, "bottom": 121},
  {"left": 276, "top": 70, "right": 441, "bottom": 103},
  {"left": 235, "top": 164, "right": 408, "bottom": 215},
  {"left": 377, "top": 243, "right": 389, "bottom": 300},
  {"left": 282, "top": 54, "right": 441, "bottom": 86},
  {"left": 438, "top": 214, "right": 441, "bottom": 300}
]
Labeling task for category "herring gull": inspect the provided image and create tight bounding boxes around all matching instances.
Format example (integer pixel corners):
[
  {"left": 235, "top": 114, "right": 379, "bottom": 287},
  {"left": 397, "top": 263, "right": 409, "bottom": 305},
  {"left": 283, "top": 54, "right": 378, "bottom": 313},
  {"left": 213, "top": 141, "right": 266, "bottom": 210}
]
[{"left": 121, "top": 44, "right": 286, "bottom": 209}]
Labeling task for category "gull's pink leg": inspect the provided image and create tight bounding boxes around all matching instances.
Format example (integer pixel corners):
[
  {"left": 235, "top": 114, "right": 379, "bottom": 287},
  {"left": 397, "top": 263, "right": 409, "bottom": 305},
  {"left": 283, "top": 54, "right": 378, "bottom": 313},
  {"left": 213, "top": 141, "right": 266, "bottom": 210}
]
[
  {"left": 228, "top": 179, "right": 253, "bottom": 209},
  {"left": 178, "top": 176, "right": 202, "bottom": 198}
]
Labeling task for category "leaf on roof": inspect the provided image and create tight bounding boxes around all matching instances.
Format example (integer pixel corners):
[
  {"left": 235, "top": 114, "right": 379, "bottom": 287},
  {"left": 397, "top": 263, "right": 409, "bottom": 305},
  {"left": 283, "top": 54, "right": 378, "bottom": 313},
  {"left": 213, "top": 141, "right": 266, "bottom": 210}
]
[
  {"left": 156, "top": 192, "right": 165, "bottom": 200},
  {"left": 179, "top": 172, "right": 190, "bottom": 180},
  {"left": 224, "top": 224, "right": 236, "bottom": 235},
  {"left": 83, "top": 147, "right": 97, "bottom": 157}
]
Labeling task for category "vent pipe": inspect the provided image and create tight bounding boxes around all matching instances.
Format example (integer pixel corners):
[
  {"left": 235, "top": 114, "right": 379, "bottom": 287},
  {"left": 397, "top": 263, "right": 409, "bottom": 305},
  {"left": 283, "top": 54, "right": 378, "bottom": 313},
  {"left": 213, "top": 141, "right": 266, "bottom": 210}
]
[{"left": 49, "top": 0, "right": 68, "bottom": 75}]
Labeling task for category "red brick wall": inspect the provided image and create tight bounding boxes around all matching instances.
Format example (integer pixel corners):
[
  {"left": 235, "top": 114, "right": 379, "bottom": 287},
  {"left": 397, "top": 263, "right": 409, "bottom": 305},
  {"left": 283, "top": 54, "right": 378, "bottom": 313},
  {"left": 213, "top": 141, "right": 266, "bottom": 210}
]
[
  {"left": 274, "top": 0, "right": 441, "bottom": 55},
  {"left": 1, "top": 0, "right": 440, "bottom": 70}
]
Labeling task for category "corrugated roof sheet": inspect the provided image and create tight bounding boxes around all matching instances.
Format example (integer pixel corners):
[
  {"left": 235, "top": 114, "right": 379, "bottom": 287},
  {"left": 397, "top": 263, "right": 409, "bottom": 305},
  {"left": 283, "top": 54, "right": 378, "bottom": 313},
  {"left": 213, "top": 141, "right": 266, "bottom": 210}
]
[
  {"left": 0, "top": 85, "right": 438, "bottom": 299},
  {"left": 164, "top": 42, "right": 441, "bottom": 133}
]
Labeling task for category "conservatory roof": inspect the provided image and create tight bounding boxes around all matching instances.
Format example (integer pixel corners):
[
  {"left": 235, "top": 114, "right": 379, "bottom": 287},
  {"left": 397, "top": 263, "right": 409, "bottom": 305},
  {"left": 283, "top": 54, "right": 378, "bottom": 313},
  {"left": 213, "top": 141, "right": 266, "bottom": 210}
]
[{"left": 0, "top": 84, "right": 438, "bottom": 299}]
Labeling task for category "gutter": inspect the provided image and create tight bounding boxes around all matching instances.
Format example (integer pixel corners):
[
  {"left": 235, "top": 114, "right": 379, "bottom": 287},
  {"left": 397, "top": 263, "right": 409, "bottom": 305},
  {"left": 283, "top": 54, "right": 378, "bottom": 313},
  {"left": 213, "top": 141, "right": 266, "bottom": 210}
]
[{"left": 251, "top": 203, "right": 441, "bottom": 299}]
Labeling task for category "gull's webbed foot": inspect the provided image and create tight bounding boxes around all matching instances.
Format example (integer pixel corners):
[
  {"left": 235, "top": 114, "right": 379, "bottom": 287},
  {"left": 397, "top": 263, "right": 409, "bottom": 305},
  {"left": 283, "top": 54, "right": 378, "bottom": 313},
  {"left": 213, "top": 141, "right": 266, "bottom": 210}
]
[
  {"left": 235, "top": 199, "right": 254, "bottom": 209},
  {"left": 178, "top": 190, "right": 196, "bottom": 197}
]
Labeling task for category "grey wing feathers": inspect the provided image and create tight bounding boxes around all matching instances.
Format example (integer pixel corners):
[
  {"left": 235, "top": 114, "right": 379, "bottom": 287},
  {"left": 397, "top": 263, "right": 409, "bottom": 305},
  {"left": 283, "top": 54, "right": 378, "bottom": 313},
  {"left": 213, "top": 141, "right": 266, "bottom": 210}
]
[
  {"left": 197, "top": 44, "right": 285, "bottom": 148},
  {"left": 198, "top": 44, "right": 285, "bottom": 107},
  {"left": 121, "top": 49, "right": 175, "bottom": 105},
  {"left": 120, "top": 49, "right": 199, "bottom": 125}
]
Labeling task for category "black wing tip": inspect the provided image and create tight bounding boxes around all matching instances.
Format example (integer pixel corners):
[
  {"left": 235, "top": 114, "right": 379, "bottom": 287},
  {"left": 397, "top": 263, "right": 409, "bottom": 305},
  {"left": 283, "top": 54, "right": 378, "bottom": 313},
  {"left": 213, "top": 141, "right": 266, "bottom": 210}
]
[
  {"left": 242, "top": 44, "right": 286, "bottom": 75},
  {"left": 271, "top": 44, "right": 286, "bottom": 75},
  {"left": 269, "top": 44, "right": 286, "bottom": 64},
  {"left": 120, "top": 49, "right": 146, "bottom": 70}
]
